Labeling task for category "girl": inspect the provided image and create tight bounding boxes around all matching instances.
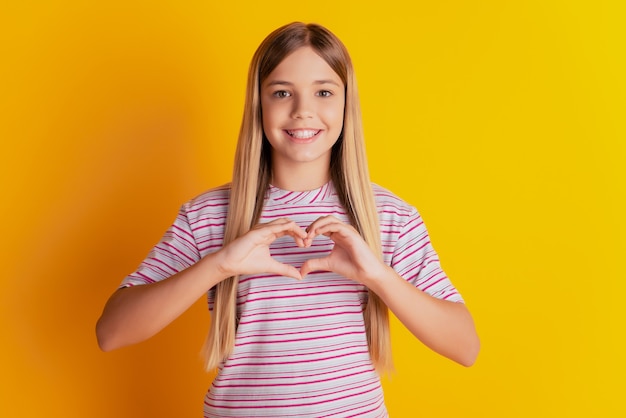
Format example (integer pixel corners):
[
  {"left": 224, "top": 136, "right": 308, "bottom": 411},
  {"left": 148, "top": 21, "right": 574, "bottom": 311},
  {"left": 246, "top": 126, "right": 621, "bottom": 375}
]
[{"left": 97, "top": 22, "right": 479, "bottom": 417}]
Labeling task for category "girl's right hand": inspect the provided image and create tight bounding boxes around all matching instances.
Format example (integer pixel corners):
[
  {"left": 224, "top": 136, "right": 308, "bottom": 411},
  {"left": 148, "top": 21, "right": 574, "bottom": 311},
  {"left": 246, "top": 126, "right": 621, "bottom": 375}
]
[{"left": 216, "top": 218, "right": 307, "bottom": 280}]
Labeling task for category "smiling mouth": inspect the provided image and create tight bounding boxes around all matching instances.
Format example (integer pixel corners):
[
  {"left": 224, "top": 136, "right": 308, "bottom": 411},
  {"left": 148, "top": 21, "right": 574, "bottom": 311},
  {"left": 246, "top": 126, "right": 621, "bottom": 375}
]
[{"left": 285, "top": 129, "right": 321, "bottom": 139}]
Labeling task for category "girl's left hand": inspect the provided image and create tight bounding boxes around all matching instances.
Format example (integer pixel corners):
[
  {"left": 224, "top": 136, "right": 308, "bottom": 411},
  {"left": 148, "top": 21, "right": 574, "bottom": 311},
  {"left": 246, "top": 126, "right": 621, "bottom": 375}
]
[
  {"left": 300, "top": 216, "right": 388, "bottom": 285},
  {"left": 301, "top": 217, "right": 481, "bottom": 367}
]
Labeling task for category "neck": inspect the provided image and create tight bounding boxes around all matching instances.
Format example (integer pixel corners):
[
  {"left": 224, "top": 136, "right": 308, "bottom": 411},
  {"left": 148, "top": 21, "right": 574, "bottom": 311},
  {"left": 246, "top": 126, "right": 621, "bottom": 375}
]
[{"left": 271, "top": 162, "right": 330, "bottom": 191}]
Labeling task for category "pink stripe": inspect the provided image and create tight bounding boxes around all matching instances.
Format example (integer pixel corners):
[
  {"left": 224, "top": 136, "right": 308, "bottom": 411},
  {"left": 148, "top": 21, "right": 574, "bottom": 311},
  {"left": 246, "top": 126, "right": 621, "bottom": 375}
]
[
  {"left": 206, "top": 386, "right": 378, "bottom": 410},
  {"left": 239, "top": 304, "right": 363, "bottom": 324},
  {"left": 242, "top": 301, "right": 361, "bottom": 318},
  {"left": 397, "top": 219, "right": 424, "bottom": 240},
  {"left": 229, "top": 340, "right": 366, "bottom": 357},
  {"left": 169, "top": 230, "right": 198, "bottom": 252},
  {"left": 283, "top": 191, "right": 306, "bottom": 204},
  {"left": 187, "top": 201, "right": 229, "bottom": 214},
  {"left": 170, "top": 223, "right": 194, "bottom": 240},
  {"left": 238, "top": 310, "right": 363, "bottom": 325},
  {"left": 130, "top": 271, "right": 156, "bottom": 284},
  {"left": 421, "top": 274, "right": 447, "bottom": 292},
  {"left": 218, "top": 361, "right": 374, "bottom": 383},
  {"left": 210, "top": 368, "right": 371, "bottom": 389},
  {"left": 143, "top": 258, "right": 174, "bottom": 276},
  {"left": 393, "top": 240, "right": 430, "bottom": 264},
  {"left": 157, "top": 241, "right": 196, "bottom": 264},
  {"left": 317, "top": 392, "right": 385, "bottom": 417},
  {"left": 197, "top": 243, "right": 222, "bottom": 252},
  {"left": 262, "top": 207, "right": 345, "bottom": 217},
  {"left": 311, "top": 186, "right": 324, "bottom": 202},
  {"left": 443, "top": 291, "right": 460, "bottom": 300},
  {"left": 274, "top": 191, "right": 294, "bottom": 201},
  {"left": 338, "top": 396, "right": 386, "bottom": 418},
  {"left": 208, "top": 379, "right": 378, "bottom": 401},
  {"left": 212, "top": 378, "right": 378, "bottom": 400},
  {"left": 379, "top": 208, "right": 412, "bottom": 218},
  {"left": 239, "top": 282, "right": 359, "bottom": 299},
  {"left": 238, "top": 290, "right": 365, "bottom": 306},
  {"left": 227, "top": 343, "right": 368, "bottom": 361},
  {"left": 208, "top": 383, "right": 376, "bottom": 411},
  {"left": 190, "top": 222, "right": 226, "bottom": 233},
  {"left": 237, "top": 319, "right": 363, "bottom": 335},
  {"left": 234, "top": 331, "right": 365, "bottom": 347}
]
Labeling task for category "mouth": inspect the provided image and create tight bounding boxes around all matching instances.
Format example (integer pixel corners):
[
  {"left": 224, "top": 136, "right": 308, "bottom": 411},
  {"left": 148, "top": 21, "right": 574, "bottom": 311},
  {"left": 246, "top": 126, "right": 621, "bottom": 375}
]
[{"left": 285, "top": 129, "right": 322, "bottom": 140}]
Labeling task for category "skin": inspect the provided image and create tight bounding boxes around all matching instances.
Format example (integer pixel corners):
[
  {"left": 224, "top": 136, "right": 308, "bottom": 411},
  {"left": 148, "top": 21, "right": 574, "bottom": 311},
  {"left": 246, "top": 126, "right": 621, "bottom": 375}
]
[
  {"left": 261, "top": 46, "right": 345, "bottom": 191},
  {"left": 96, "top": 46, "right": 480, "bottom": 367},
  {"left": 301, "top": 216, "right": 480, "bottom": 366}
]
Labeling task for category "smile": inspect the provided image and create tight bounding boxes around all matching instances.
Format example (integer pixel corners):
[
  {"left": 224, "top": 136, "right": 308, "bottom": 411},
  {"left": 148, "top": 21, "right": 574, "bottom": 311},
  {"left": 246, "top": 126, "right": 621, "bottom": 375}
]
[{"left": 285, "top": 129, "right": 321, "bottom": 139}]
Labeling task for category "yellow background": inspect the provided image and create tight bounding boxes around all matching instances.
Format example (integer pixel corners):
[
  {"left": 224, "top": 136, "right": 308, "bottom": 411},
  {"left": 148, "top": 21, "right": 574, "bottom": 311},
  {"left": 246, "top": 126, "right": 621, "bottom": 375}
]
[{"left": 1, "top": 1, "right": 624, "bottom": 417}]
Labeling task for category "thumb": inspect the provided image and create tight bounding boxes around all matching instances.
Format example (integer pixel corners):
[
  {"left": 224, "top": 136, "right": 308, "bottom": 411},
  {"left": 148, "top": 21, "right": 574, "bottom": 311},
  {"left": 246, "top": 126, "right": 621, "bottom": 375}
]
[
  {"left": 268, "top": 260, "right": 303, "bottom": 281},
  {"left": 300, "top": 257, "right": 331, "bottom": 278}
]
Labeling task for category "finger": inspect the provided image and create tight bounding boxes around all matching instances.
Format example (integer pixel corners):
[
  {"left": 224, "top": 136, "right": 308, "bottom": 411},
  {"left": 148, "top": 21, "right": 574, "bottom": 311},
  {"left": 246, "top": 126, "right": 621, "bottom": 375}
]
[
  {"left": 254, "top": 220, "right": 306, "bottom": 246},
  {"left": 268, "top": 217, "right": 296, "bottom": 226},
  {"left": 268, "top": 260, "right": 303, "bottom": 280},
  {"left": 251, "top": 217, "right": 290, "bottom": 231},
  {"left": 265, "top": 219, "right": 305, "bottom": 234},
  {"left": 253, "top": 218, "right": 302, "bottom": 235},
  {"left": 265, "top": 217, "right": 293, "bottom": 223},
  {"left": 305, "top": 215, "right": 339, "bottom": 233},
  {"left": 275, "top": 221, "right": 307, "bottom": 239},
  {"left": 309, "top": 223, "right": 354, "bottom": 244},
  {"left": 266, "top": 221, "right": 307, "bottom": 246},
  {"left": 305, "top": 216, "right": 345, "bottom": 243},
  {"left": 300, "top": 257, "right": 331, "bottom": 278}
]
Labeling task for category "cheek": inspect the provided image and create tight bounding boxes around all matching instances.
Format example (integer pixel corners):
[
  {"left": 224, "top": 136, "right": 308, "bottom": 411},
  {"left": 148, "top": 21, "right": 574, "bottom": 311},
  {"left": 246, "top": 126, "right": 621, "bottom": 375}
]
[
  {"left": 261, "top": 102, "right": 284, "bottom": 129},
  {"left": 261, "top": 104, "right": 275, "bottom": 133},
  {"left": 325, "top": 103, "right": 345, "bottom": 130}
]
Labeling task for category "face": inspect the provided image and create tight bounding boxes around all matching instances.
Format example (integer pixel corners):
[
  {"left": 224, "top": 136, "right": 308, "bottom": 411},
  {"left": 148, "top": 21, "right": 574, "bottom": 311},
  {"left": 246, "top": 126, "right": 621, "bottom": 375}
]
[{"left": 261, "top": 46, "right": 345, "bottom": 178}]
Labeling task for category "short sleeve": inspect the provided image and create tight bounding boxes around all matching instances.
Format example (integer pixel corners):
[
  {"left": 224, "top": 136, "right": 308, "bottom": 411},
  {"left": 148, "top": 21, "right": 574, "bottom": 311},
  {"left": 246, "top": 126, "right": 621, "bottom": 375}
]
[
  {"left": 120, "top": 204, "right": 202, "bottom": 288},
  {"left": 390, "top": 208, "right": 464, "bottom": 303}
]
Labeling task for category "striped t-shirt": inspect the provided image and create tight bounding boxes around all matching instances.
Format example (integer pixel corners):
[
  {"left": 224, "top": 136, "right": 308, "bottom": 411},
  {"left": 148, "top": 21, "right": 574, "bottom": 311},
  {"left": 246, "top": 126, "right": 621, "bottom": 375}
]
[{"left": 121, "top": 181, "right": 463, "bottom": 417}]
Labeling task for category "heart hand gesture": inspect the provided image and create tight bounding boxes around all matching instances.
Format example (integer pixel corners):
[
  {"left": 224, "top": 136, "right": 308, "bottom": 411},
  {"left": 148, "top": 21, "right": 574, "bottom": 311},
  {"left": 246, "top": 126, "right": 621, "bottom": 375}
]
[
  {"left": 217, "top": 218, "right": 307, "bottom": 280},
  {"left": 300, "top": 215, "right": 388, "bottom": 285}
]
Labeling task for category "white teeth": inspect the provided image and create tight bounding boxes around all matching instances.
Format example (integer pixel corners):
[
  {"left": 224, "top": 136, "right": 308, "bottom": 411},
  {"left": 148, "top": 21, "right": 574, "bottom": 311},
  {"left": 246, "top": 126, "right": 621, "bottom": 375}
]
[{"left": 287, "top": 129, "right": 319, "bottom": 139}]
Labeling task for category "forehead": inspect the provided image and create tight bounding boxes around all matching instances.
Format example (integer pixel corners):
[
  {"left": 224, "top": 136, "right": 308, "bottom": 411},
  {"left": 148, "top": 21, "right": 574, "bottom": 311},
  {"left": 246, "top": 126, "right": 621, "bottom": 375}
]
[{"left": 262, "top": 46, "right": 343, "bottom": 86}]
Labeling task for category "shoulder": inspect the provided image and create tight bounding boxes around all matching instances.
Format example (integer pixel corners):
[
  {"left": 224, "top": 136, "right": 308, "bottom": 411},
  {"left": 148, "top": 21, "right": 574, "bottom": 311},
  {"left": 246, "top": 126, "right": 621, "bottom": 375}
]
[
  {"left": 181, "top": 183, "right": 231, "bottom": 218},
  {"left": 372, "top": 183, "right": 418, "bottom": 220}
]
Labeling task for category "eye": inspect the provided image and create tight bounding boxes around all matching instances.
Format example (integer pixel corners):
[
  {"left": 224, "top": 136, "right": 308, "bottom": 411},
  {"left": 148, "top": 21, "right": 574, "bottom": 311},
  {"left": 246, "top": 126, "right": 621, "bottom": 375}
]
[
  {"left": 317, "top": 90, "right": 333, "bottom": 97},
  {"left": 272, "top": 90, "right": 291, "bottom": 98}
]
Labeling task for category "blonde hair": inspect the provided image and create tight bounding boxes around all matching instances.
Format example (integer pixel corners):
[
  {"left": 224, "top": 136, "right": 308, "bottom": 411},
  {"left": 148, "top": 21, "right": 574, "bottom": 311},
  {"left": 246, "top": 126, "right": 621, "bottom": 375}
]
[{"left": 203, "top": 22, "right": 393, "bottom": 373}]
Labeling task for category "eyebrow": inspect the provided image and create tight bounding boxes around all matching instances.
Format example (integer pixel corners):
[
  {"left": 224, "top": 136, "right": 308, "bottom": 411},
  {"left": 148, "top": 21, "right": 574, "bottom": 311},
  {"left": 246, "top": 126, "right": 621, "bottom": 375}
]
[{"left": 265, "top": 79, "right": 342, "bottom": 87}]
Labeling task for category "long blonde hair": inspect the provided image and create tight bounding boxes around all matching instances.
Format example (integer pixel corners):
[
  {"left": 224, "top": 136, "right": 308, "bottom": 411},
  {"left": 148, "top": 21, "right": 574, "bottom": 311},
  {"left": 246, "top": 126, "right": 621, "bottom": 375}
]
[{"left": 203, "top": 22, "right": 393, "bottom": 373}]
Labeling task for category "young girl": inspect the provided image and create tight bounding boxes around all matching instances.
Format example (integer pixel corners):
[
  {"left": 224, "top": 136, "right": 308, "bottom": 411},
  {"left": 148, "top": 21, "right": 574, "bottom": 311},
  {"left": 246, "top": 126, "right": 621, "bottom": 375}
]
[{"left": 97, "top": 22, "right": 479, "bottom": 417}]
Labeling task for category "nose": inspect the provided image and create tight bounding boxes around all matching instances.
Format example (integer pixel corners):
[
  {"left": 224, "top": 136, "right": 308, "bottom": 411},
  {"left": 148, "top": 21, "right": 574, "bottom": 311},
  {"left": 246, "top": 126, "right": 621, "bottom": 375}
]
[{"left": 291, "top": 96, "right": 313, "bottom": 119}]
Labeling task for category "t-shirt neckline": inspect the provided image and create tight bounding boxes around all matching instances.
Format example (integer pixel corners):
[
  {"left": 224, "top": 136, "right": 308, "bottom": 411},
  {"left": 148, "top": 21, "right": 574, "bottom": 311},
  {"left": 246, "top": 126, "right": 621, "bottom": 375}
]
[{"left": 267, "top": 181, "right": 335, "bottom": 205}]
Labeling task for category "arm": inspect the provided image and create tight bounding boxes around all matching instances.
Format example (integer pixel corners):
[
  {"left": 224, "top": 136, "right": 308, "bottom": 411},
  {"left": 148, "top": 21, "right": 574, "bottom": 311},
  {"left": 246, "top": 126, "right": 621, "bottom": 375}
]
[
  {"left": 96, "top": 251, "right": 228, "bottom": 352},
  {"left": 96, "top": 218, "right": 307, "bottom": 352},
  {"left": 301, "top": 216, "right": 480, "bottom": 367},
  {"left": 367, "top": 265, "right": 479, "bottom": 366}
]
